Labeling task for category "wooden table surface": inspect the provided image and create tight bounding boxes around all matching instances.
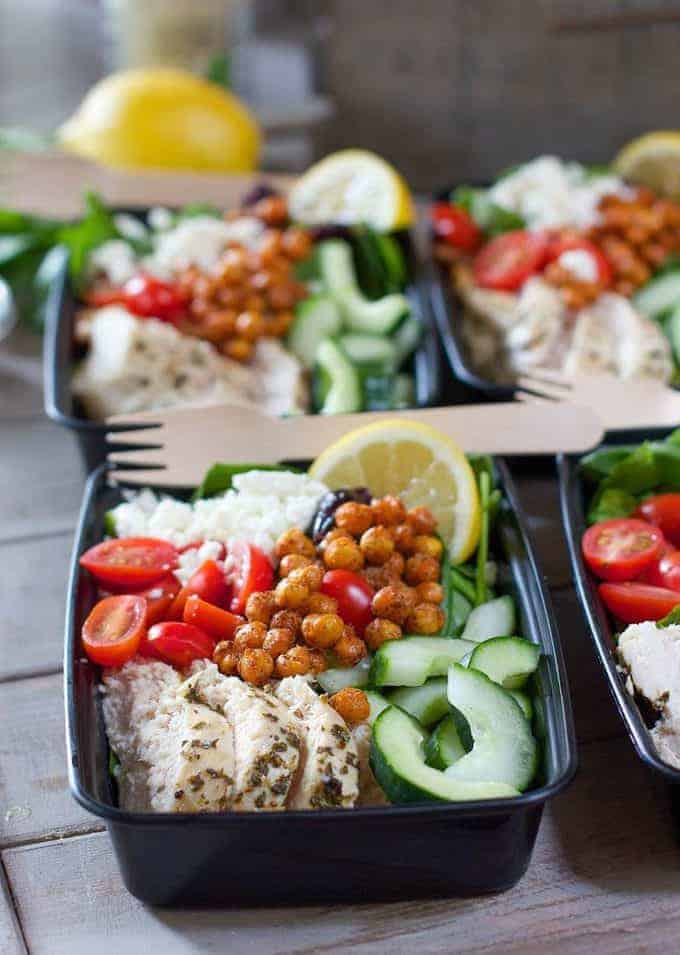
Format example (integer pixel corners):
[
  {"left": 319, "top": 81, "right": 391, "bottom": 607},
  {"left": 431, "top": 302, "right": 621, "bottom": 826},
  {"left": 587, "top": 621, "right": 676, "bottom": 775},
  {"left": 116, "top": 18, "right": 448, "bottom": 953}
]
[{"left": 1, "top": 168, "right": 679, "bottom": 952}]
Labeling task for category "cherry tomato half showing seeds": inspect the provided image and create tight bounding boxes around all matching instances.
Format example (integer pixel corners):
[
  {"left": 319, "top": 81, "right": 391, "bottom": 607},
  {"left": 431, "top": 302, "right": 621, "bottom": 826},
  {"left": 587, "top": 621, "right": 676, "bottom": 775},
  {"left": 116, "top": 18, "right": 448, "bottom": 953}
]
[
  {"left": 82, "top": 594, "right": 147, "bottom": 666},
  {"left": 80, "top": 537, "right": 179, "bottom": 589},
  {"left": 430, "top": 203, "right": 481, "bottom": 252},
  {"left": 321, "top": 569, "right": 374, "bottom": 636},
  {"left": 599, "top": 582, "right": 680, "bottom": 624},
  {"left": 473, "top": 230, "right": 549, "bottom": 291},
  {"left": 635, "top": 494, "right": 680, "bottom": 549},
  {"left": 183, "top": 595, "right": 243, "bottom": 641},
  {"left": 146, "top": 621, "right": 215, "bottom": 668},
  {"left": 225, "top": 541, "right": 274, "bottom": 615},
  {"left": 582, "top": 518, "right": 664, "bottom": 582},
  {"left": 122, "top": 273, "right": 189, "bottom": 323}
]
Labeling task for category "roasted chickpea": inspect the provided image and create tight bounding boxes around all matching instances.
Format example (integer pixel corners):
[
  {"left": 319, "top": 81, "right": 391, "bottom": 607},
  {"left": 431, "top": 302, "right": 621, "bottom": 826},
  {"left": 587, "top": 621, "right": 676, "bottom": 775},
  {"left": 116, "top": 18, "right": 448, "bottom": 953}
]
[
  {"left": 371, "top": 584, "right": 417, "bottom": 625},
  {"left": 407, "top": 602, "right": 446, "bottom": 635},
  {"left": 334, "top": 501, "right": 374, "bottom": 537},
  {"left": 245, "top": 590, "right": 277, "bottom": 625},
  {"left": 405, "top": 554, "right": 441, "bottom": 586},
  {"left": 333, "top": 629, "right": 368, "bottom": 666},
  {"left": 257, "top": 230, "right": 284, "bottom": 265},
  {"left": 278, "top": 553, "right": 313, "bottom": 577},
  {"left": 407, "top": 506, "right": 437, "bottom": 535},
  {"left": 223, "top": 337, "right": 253, "bottom": 363},
  {"left": 275, "top": 645, "right": 312, "bottom": 677},
  {"left": 267, "top": 283, "right": 298, "bottom": 311},
  {"left": 274, "top": 528, "right": 316, "bottom": 561},
  {"left": 364, "top": 618, "right": 402, "bottom": 650},
  {"left": 263, "top": 627, "right": 295, "bottom": 657},
  {"left": 360, "top": 525, "right": 395, "bottom": 565},
  {"left": 235, "top": 310, "right": 264, "bottom": 342},
  {"left": 362, "top": 565, "right": 396, "bottom": 591},
  {"left": 329, "top": 687, "right": 370, "bottom": 724},
  {"left": 213, "top": 641, "right": 239, "bottom": 676},
  {"left": 415, "top": 581, "right": 444, "bottom": 605},
  {"left": 318, "top": 527, "right": 353, "bottom": 552},
  {"left": 233, "top": 621, "right": 267, "bottom": 652},
  {"left": 217, "top": 248, "right": 248, "bottom": 283},
  {"left": 304, "top": 592, "right": 338, "bottom": 615},
  {"left": 392, "top": 522, "right": 415, "bottom": 554},
  {"left": 253, "top": 195, "right": 288, "bottom": 227},
  {"left": 263, "top": 310, "right": 294, "bottom": 337},
  {"left": 371, "top": 495, "right": 406, "bottom": 526},
  {"left": 270, "top": 608, "right": 303, "bottom": 636},
  {"left": 308, "top": 648, "right": 328, "bottom": 674},
  {"left": 244, "top": 294, "right": 267, "bottom": 313},
  {"left": 384, "top": 551, "right": 406, "bottom": 578},
  {"left": 301, "top": 612, "right": 344, "bottom": 649},
  {"left": 197, "top": 310, "right": 236, "bottom": 343},
  {"left": 238, "top": 648, "right": 274, "bottom": 685},
  {"left": 275, "top": 576, "right": 309, "bottom": 609},
  {"left": 323, "top": 537, "right": 364, "bottom": 572},
  {"left": 281, "top": 227, "right": 312, "bottom": 261},
  {"left": 289, "top": 563, "right": 324, "bottom": 593},
  {"left": 412, "top": 535, "right": 444, "bottom": 560}
]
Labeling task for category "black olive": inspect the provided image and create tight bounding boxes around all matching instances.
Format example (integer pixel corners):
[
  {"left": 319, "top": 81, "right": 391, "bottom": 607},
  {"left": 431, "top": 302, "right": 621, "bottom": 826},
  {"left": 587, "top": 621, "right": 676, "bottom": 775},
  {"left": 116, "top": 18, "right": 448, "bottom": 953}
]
[
  {"left": 240, "top": 182, "right": 280, "bottom": 207},
  {"left": 309, "top": 487, "right": 371, "bottom": 542}
]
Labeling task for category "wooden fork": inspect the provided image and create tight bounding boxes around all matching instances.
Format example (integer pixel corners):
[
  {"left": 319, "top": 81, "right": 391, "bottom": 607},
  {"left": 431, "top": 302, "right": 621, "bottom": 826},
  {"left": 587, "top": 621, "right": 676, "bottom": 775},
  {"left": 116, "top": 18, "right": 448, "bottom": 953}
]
[
  {"left": 105, "top": 400, "right": 605, "bottom": 488},
  {"left": 516, "top": 369, "right": 680, "bottom": 431}
]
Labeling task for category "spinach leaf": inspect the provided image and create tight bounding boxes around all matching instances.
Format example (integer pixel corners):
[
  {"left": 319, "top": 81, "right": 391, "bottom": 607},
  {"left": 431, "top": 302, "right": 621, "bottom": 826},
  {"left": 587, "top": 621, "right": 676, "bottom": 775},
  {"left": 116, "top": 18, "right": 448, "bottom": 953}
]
[
  {"left": 604, "top": 443, "right": 660, "bottom": 495},
  {"left": 587, "top": 487, "right": 638, "bottom": 525},
  {"left": 450, "top": 186, "right": 524, "bottom": 236},
  {"left": 657, "top": 605, "right": 680, "bottom": 629},
  {"left": 57, "top": 192, "right": 120, "bottom": 292},
  {"left": 580, "top": 447, "right": 636, "bottom": 482}
]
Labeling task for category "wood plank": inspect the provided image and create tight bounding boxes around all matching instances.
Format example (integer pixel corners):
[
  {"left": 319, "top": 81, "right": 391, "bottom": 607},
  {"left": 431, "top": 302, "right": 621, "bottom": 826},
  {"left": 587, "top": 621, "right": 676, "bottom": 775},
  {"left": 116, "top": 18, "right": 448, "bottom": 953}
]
[
  {"left": 0, "top": 416, "right": 83, "bottom": 542},
  {"left": 0, "top": 867, "right": 25, "bottom": 955},
  {"left": 0, "top": 672, "right": 101, "bottom": 847},
  {"left": 0, "top": 532, "right": 74, "bottom": 681},
  {"left": 0, "top": 327, "right": 43, "bottom": 418},
  {"left": 4, "top": 736, "right": 678, "bottom": 955}
]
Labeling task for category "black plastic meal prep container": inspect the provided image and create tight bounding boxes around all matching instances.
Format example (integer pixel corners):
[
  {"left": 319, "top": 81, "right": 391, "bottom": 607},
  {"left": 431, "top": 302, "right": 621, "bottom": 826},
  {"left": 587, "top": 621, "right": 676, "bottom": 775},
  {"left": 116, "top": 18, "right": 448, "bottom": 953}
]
[
  {"left": 44, "top": 208, "right": 442, "bottom": 472},
  {"left": 558, "top": 428, "right": 680, "bottom": 784},
  {"left": 65, "top": 459, "right": 576, "bottom": 906}
]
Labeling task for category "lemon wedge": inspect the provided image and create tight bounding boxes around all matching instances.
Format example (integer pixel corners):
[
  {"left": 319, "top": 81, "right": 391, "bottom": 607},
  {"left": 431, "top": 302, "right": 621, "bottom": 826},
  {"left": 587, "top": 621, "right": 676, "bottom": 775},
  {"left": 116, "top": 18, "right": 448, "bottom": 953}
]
[
  {"left": 58, "top": 68, "right": 260, "bottom": 173},
  {"left": 613, "top": 131, "right": 680, "bottom": 199},
  {"left": 309, "top": 420, "right": 481, "bottom": 563},
  {"left": 288, "top": 149, "right": 414, "bottom": 231}
]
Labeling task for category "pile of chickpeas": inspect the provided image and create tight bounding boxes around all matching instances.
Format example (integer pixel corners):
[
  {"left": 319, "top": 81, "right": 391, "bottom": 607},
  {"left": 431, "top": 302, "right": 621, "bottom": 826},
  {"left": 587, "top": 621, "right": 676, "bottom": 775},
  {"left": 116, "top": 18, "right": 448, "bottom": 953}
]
[
  {"left": 211, "top": 494, "right": 445, "bottom": 724},
  {"left": 588, "top": 188, "right": 680, "bottom": 298},
  {"left": 176, "top": 195, "right": 312, "bottom": 363}
]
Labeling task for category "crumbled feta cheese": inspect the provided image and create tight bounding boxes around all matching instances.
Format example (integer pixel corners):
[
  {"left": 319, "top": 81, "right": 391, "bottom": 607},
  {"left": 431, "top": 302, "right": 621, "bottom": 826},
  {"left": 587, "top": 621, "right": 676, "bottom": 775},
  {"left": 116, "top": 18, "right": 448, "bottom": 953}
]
[
  {"left": 88, "top": 240, "right": 138, "bottom": 286},
  {"left": 557, "top": 249, "right": 599, "bottom": 283},
  {"left": 143, "top": 215, "right": 265, "bottom": 278},
  {"left": 488, "top": 156, "right": 631, "bottom": 231},
  {"left": 147, "top": 207, "right": 174, "bottom": 232},
  {"left": 174, "top": 540, "right": 225, "bottom": 584},
  {"left": 113, "top": 214, "right": 149, "bottom": 243}
]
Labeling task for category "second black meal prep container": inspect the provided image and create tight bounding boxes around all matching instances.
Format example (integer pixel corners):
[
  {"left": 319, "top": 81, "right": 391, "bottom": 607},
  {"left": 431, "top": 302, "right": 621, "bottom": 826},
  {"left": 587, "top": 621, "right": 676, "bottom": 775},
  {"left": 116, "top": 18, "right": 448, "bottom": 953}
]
[
  {"left": 43, "top": 210, "right": 442, "bottom": 472},
  {"left": 558, "top": 429, "right": 680, "bottom": 785},
  {"left": 65, "top": 459, "right": 577, "bottom": 906}
]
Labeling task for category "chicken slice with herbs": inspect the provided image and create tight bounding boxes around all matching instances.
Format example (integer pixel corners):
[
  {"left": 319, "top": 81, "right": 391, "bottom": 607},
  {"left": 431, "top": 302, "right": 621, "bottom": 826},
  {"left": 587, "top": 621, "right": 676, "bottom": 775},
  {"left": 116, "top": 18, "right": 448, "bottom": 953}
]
[{"left": 274, "top": 676, "right": 360, "bottom": 809}]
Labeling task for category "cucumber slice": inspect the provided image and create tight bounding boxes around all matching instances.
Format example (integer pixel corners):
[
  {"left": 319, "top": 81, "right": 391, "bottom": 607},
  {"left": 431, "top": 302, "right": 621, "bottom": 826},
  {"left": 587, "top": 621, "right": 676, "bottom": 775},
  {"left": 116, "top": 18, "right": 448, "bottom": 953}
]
[
  {"left": 461, "top": 595, "right": 516, "bottom": 642},
  {"left": 633, "top": 270, "right": 680, "bottom": 319},
  {"left": 370, "top": 706, "right": 518, "bottom": 803},
  {"left": 313, "top": 339, "right": 362, "bottom": 414},
  {"left": 103, "top": 510, "right": 117, "bottom": 537},
  {"left": 318, "top": 240, "right": 409, "bottom": 334},
  {"left": 338, "top": 333, "right": 398, "bottom": 373},
  {"left": 387, "top": 677, "right": 449, "bottom": 727},
  {"left": 468, "top": 636, "right": 541, "bottom": 690},
  {"left": 287, "top": 295, "right": 342, "bottom": 369},
  {"left": 362, "top": 374, "right": 395, "bottom": 411},
  {"left": 664, "top": 304, "right": 680, "bottom": 363},
  {"left": 391, "top": 314, "right": 422, "bottom": 367},
  {"left": 445, "top": 665, "right": 538, "bottom": 791},
  {"left": 509, "top": 690, "right": 533, "bottom": 721},
  {"left": 391, "top": 373, "right": 415, "bottom": 409},
  {"left": 424, "top": 714, "right": 467, "bottom": 769},
  {"left": 369, "top": 636, "right": 475, "bottom": 687},
  {"left": 365, "top": 690, "right": 390, "bottom": 725},
  {"left": 316, "top": 658, "right": 370, "bottom": 694},
  {"left": 449, "top": 589, "right": 473, "bottom": 635}
]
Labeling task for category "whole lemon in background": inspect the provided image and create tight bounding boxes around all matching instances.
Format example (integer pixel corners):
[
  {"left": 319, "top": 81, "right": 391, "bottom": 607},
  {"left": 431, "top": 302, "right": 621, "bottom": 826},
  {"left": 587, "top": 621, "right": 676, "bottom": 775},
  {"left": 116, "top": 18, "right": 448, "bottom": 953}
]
[{"left": 57, "top": 68, "right": 260, "bottom": 173}]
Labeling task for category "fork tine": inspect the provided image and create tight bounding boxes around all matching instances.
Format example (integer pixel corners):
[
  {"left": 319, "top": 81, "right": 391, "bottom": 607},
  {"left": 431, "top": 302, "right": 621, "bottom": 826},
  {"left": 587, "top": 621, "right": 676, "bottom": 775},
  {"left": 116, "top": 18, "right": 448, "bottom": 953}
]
[
  {"left": 105, "top": 425, "right": 163, "bottom": 448},
  {"left": 108, "top": 446, "right": 169, "bottom": 468},
  {"left": 516, "top": 376, "right": 571, "bottom": 401}
]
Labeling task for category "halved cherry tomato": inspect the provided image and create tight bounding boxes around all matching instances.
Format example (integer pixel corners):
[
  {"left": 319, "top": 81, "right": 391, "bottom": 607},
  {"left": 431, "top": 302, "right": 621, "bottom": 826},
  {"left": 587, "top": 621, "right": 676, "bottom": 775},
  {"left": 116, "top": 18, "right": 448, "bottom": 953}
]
[
  {"left": 183, "top": 595, "right": 244, "bottom": 641},
  {"left": 82, "top": 594, "right": 146, "bottom": 666},
  {"left": 80, "top": 537, "right": 178, "bottom": 589},
  {"left": 582, "top": 518, "right": 664, "bottom": 582},
  {"left": 145, "top": 621, "right": 215, "bottom": 668},
  {"left": 599, "top": 582, "right": 680, "bottom": 623},
  {"left": 140, "top": 574, "right": 181, "bottom": 625},
  {"left": 430, "top": 203, "right": 481, "bottom": 252},
  {"left": 472, "top": 230, "right": 549, "bottom": 291},
  {"left": 225, "top": 542, "right": 274, "bottom": 615},
  {"left": 546, "top": 234, "right": 613, "bottom": 286},
  {"left": 178, "top": 541, "right": 227, "bottom": 561},
  {"left": 121, "top": 273, "right": 189, "bottom": 323},
  {"left": 635, "top": 494, "right": 680, "bottom": 548},
  {"left": 642, "top": 549, "right": 680, "bottom": 593},
  {"left": 168, "top": 559, "right": 230, "bottom": 619},
  {"left": 84, "top": 285, "right": 125, "bottom": 308},
  {"left": 321, "top": 569, "right": 374, "bottom": 636}
]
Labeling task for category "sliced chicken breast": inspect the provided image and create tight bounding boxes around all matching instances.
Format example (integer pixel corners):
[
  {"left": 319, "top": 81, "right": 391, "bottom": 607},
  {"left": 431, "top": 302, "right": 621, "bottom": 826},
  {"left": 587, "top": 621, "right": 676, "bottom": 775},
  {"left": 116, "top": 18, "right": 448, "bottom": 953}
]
[
  {"left": 182, "top": 664, "right": 301, "bottom": 811},
  {"left": 274, "top": 677, "right": 360, "bottom": 809}
]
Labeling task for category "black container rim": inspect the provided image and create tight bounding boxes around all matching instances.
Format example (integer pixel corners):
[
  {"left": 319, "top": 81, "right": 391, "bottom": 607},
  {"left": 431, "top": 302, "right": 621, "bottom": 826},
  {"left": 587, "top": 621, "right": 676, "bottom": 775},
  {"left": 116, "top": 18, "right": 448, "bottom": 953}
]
[
  {"left": 65, "top": 461, "right": 577, "bottom": 828},
  {"left": 558, "top": 429, "right": 680, "bottom": 784},
  {"left": 44, "top": 207, "right": 441, "bottom": 444}
]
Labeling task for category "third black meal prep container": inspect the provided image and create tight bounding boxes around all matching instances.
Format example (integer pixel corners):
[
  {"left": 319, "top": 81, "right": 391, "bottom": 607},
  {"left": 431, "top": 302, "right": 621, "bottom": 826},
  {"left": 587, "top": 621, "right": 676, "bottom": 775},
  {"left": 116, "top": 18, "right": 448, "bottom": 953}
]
[
  {"left": 44, "top": 209, "right": 442, "bottom": 472},
  {"left": 558, "top": 428, "right": 680, "bottom": 784},
  {"left": 65, "top": 459, "right": 577, "bottom": 906}
]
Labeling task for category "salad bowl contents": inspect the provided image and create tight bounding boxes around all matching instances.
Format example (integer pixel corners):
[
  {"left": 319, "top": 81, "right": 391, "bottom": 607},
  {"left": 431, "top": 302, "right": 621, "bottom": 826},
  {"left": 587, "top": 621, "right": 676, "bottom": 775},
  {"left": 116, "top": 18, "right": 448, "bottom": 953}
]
[
  {"left": 562, "top": 430, "right": 680, "bottom": 774},
  {"left": 432, "top": 155, "right": 680, "bottom": 388}
]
